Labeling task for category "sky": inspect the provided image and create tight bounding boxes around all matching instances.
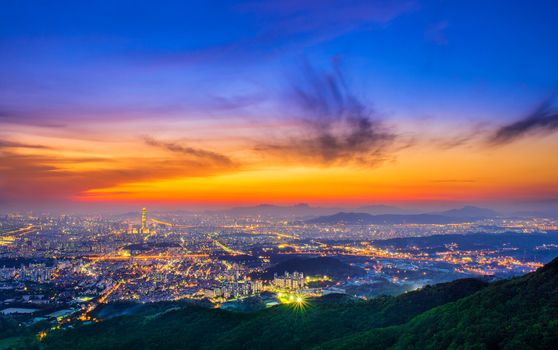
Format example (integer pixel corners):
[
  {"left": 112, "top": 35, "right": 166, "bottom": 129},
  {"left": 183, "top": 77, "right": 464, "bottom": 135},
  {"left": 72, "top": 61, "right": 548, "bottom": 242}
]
[{"left": 1, "top": 0, "right": 558, "bottom": 212}]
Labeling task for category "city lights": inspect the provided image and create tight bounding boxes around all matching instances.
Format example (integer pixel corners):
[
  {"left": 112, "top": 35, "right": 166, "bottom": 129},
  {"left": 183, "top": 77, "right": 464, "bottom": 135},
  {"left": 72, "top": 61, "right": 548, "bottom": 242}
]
[{"left": 0, "top": 208, "right": 556, "bottom": 342}]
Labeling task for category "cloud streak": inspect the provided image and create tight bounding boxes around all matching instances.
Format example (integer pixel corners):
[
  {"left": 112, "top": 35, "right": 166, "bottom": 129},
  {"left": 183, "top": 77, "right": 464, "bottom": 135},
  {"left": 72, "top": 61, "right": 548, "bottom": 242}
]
[
  {"left": 143, "top": 136, "right": 235, "bottom": 167},
  {"left": 132, "top": 0, "right": 416, "bottom": 67},
  {"left": 0, "top": 139, "right": 51, "bottom": 149},
  {"left": 425, "top": 20, "right": 449, "bottom": 45},
  {"left": 0, "top": 149, "right": 237, "bottom": 205},
  {"left": 239, "top": 0, "right": 416, "bottom": 32},
  {"left": 489, "top": 96, "right": 558, "bottom": 145}
]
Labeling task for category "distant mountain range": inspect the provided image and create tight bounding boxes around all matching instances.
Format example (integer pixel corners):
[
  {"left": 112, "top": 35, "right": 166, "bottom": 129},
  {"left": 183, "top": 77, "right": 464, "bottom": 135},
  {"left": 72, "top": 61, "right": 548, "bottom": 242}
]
[
  {"left": 306, "top": 206, "right": 503, "bottom": 224},
  {"left": 40, "top": 257, "right": 558, "bottom": 349},
  {"left": 352, "top": 204, "right": 410, "bottom": 215},
  {"left": 218, "top": 204, "right": 506, "bottom": 219},
  {"left": 222, "top": 203, "right": 407, "bottom": 217},
  {"left": 112, "top": 204, "right": 554, "bottom": 220},
  {"left": 307, "top": 212, "right": 468, "bottom": 225},
  {"left": 433, "top": 205, "right": 500, "bottom": 218}
]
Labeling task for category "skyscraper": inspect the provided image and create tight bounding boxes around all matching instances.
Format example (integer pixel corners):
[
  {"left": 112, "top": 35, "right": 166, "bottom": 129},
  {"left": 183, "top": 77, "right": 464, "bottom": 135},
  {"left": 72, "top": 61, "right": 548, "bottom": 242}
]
[{"left": 141, "top": 207, "right": 147, "bottom": 233}]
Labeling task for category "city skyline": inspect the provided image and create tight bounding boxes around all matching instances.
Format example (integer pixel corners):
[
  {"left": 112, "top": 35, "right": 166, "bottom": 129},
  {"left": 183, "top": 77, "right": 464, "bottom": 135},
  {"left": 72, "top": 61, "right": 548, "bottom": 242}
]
[{"left": 1, "top": 1, "right": 558, "bottom": 212}]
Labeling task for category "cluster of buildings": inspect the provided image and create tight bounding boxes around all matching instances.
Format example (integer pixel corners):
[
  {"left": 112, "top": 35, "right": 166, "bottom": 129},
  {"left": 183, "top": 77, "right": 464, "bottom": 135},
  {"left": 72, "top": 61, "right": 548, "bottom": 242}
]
[
  {"left": 272, "top": 271, "right": 305, "bottom": 290},
  {"left": 203, "top": 279, "right": 265, "bottom": 299},
  {"left": 0, "top": 263, "right": 53, "bottom": 283},
  {"left": 203, "top": 271, "right": 307, "bottom": 300}
]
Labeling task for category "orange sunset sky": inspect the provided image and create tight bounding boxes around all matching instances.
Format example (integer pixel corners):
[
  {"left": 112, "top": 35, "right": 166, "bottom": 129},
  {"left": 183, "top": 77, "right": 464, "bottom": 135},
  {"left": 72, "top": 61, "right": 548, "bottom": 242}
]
[{"left": 1, "top": 1, "right": 558, "bottom": 212}]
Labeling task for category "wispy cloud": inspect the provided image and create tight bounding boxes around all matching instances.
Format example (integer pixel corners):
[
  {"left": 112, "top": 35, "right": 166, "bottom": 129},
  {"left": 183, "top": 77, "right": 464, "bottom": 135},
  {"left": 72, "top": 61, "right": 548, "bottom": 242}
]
[
  {"left": 134, "top": 0, "right": 416, "bottom": 66},
  {"left": 239, "top": 0, "right": 416, "bottom": 30},
  {"left": 0, "top": 151, "right": 238, "bottom": 203},
  {"left": 430, "top": 179, "right": 477, "bottom": 183},
  {"left": 425, "top": 20, "right": 449, "bottom": 45},
  {"left": 489, "top": 96, "right": 558, "bottom": 145},
  {"left": 0, "top": 107, "right": 67, "bottom": 128},
  {"left": 256, "top": 61, "right": 397, "bottom": 166},
  {"left": 0, "top": 139, "right": 51, "bottom": 149},
  {"left": 207, "top": 94, "right": 266, "bottom": 111},
  {"left": 0, "top": 136, "right": 239, "bottom": 204},
  {"left": 142, "top": 136, "right": 236, "bottom": 167}
]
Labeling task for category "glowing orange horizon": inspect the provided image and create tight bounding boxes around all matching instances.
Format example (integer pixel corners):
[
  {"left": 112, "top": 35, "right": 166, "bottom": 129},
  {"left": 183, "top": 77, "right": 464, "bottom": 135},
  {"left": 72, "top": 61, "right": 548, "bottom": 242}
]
[{"left": 2, "top": 119, "right": 558, "bottom": 207}]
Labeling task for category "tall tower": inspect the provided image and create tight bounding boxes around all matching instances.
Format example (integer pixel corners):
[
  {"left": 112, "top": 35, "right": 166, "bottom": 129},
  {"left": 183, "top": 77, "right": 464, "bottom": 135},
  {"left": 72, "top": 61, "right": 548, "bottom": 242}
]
[{"left": 141, "top": 207, "right": 147, "bottom": 232}]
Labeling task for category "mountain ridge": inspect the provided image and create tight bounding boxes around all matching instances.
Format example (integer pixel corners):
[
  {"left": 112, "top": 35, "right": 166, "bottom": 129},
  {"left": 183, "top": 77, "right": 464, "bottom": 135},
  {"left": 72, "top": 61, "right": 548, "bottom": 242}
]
[
  {"left": 306, "top": 206, "right": 502, "bottom": 224},
  {"left": 306, "top": 212, "right": 468, "bottom": 225}
]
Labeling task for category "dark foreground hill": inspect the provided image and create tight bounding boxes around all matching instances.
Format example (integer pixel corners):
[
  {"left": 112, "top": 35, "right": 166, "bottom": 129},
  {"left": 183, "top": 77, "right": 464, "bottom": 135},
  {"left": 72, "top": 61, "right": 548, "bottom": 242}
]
[
  {"left": 260, "top": 256, "right": 365, "bottom": 279},
  {"left": 322, "top": 257, "right": 558, "bottom": 350},
  {"left": 40, "top": 257, "right": 558, "bottom": 350}
]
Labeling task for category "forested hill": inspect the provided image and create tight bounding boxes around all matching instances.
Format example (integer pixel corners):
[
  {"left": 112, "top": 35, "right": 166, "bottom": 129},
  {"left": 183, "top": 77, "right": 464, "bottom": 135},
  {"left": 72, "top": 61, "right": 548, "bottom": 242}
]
[
  {"left": 41, "top": 257, "right": 558, "bottom": 350},
  {"left": 322, "top": 257, "right": 558, "bottom": 350}
]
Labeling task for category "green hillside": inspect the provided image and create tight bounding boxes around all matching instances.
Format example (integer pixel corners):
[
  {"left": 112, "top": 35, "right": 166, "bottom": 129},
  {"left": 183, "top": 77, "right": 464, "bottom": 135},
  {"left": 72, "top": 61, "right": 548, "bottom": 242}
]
[
  {"left": 321, "top": 258, "right": 558, "bottom": 350},
  {"left": 39, "top": 258, "right": 558, "bottom": 350}
]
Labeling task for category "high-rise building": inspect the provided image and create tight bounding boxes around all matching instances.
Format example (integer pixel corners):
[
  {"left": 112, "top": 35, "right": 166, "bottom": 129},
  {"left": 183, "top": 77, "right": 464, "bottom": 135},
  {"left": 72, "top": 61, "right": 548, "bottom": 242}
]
[
  {"left": 141, "top": 207, "right": 147, "bottom": 233},
  {"left": 272, "top": 271, "right": 305, "bottom": 290}
]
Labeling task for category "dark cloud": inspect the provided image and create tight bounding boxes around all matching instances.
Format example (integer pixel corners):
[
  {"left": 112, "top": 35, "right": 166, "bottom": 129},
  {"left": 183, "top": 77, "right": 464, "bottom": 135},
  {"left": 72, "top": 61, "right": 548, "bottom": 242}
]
[
  {"left": 489, "top": 96, "right": 558, "bottom": 145},
  {"left": 0, "top": 139, "right": 51, "bottom": 149},
  {"left": 256, "top": 61, "right": 396, "bottom": 166},
  {"left": 142, "top": 136, "right": 235, "bottom": 167}
]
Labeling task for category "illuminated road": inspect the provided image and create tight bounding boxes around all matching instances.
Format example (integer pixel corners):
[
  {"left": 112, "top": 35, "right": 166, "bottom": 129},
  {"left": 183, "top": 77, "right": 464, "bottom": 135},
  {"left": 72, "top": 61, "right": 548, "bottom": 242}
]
[
  {"left": 1, "top": 224, "right": 39, "bottom": 237},
  {"left": 1, "top": 224, "right": 34, "bottom": 235},
  {"left": 0, "top": 224, "right": 39, "bottom": 246},
  {"left": 97, "top": 282, "right": 122, "bottom": 304},
  {"left": 212, "top": 239, "right": 246, "bottom": 256},
  {"left": 85, "top": 253, "right": 209, "bottom": 261}
]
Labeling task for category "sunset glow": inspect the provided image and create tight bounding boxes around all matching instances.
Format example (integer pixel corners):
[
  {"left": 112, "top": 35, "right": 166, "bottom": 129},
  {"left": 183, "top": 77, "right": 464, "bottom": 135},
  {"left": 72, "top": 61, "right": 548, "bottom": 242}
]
[{"left": 1, "top": 1, "right": 557, "bottom": 211}]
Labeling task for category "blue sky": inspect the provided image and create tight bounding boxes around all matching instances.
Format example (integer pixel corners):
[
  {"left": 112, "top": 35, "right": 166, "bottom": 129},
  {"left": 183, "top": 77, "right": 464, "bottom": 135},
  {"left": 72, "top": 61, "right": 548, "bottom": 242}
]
[{"left": 1, "top": 0, "right": 557, "bottom": 124}]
